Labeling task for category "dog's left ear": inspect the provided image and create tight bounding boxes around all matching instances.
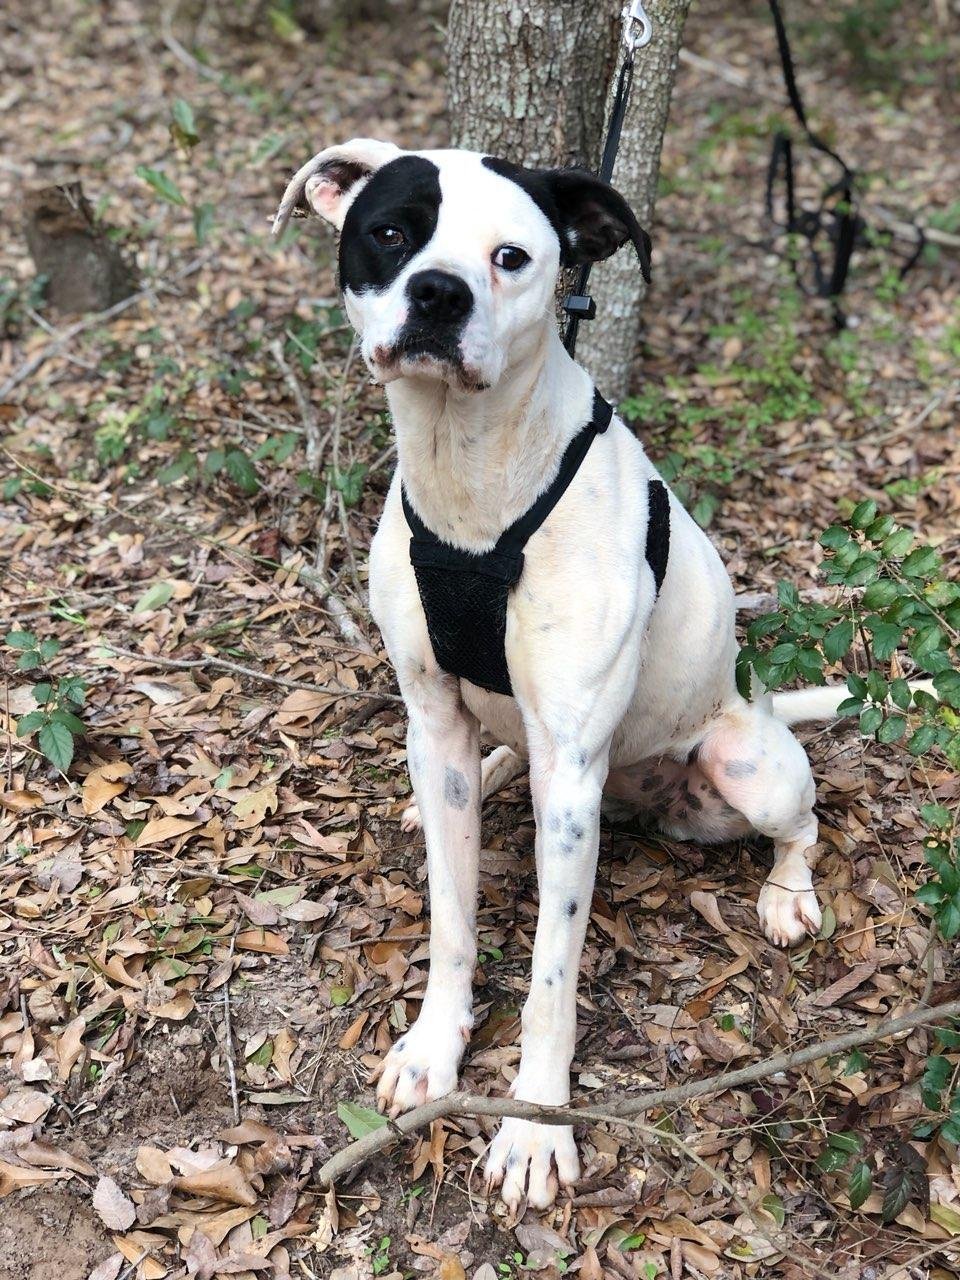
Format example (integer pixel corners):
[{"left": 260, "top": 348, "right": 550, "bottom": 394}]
[{"left": 546, "top": 169, "right": 652, "bottom": 282}]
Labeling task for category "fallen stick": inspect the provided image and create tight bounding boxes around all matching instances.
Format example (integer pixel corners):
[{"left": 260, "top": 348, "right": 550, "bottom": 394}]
[
  {"left": 0, "top": 257, "right": 206, "bottom": 400},
  {"left": 295, "top": 561, "right": 374, "bottom": 656},
  {"left": 316, "top": 995, "right": 960, "bottom": 1187},
  {"left": 99, "top": 644, "right": 399, "bottom": 702},
  {"left": 270, "top": 337, "right": 325, "bottom": 473},
  {"left": 222, "top": 936, "right": 241, "bottom": 1127}
]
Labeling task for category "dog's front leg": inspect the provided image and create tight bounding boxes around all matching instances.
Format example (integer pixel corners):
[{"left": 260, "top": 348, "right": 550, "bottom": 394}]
[
  {"left": 485, "top": 747, "right": 606, "bottom": 1209},
  {"left": 376, "top": 679, "right": 481, "bottom": 1116}
]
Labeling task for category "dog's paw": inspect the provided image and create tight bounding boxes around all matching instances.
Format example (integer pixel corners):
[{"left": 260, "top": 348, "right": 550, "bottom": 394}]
[
  {"left": 485, "top": 1117, "right": 579, "bottom": 1210},
  {"left": 374, "top": 1014, "right": 468, "bottom": 1117},
  {"left": 757, "top": 878, "right": 822, "bottom": 947},
  {"left": 400, "top": 799, "right": 422, "bottom": 832}
]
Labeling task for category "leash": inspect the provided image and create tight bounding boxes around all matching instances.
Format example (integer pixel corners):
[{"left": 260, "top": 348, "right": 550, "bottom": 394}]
[
  {"left": 563, "top": 0, "right": 652, "bottom": 357},
  {"left": 764, "top": 0, "right": 925, "bottom": 327}
]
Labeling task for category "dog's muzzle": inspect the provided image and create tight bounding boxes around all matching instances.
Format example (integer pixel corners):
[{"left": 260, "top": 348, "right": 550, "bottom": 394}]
[{"left": 373, "top": 270, "right": 487, "bottom": 390}]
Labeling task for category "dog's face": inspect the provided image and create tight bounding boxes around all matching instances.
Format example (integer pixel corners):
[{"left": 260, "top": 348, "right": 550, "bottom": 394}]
[{"left": 274, "top": 141, "right": 651, "bottom": 392}]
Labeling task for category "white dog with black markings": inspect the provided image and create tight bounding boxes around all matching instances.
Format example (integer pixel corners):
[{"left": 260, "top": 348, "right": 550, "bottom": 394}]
[{"left": 274, "top": 139, "right": 850, "bottom": 1210}]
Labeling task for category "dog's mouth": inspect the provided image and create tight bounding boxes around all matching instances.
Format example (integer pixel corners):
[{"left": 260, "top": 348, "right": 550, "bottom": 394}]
[{"left": 372, "top": 332, "right": 488, "bottom": 392}]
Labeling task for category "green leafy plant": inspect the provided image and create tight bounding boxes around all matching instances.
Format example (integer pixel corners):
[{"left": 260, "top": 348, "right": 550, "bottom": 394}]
[
  {"left": 916, "top": 806, "right": 960, "bottom": 940},
  {"left": 737, "top": 501, "right": 960, "bottom": 769},
  {"left": 135, "top": 164, "right": 187, "bottom": 208},
  {"left": 204, "top": 446, "right": 260, "bottom": 495},
  {"left": 622, "top": 289, "right": 823, "bottom": 526},
  {"left": 915, "top": 1021, "right": 960, "bottom": 1144},
  {"left": 815, "top": 1131, "right": 873, "bottom": 1210},
  {"left": 5, "top": 631, "right": 87, "bottom": 773},
  {"left": 366, "top": 1236, "right": 392, "bottom": 1277},
  {"left": 170, "top": 97, "right": 200, "bottom": 150}
]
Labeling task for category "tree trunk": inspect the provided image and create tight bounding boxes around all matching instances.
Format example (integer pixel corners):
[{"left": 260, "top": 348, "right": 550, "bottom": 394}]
[
  {"left": 577, "top": 1, "right": 690, "bottom": 399},
  {"left": 448, "top": 0, "right": 620, "bottom": 170},
  {"left": 447, "top": 0, "right": 690, "bottom": 400}
]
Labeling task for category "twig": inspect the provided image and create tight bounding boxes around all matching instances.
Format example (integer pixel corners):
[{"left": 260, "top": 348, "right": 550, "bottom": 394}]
[
  {"left": 270, "top": 337, "right": 324, "bottom": 474},
  {"left": 118, "top": 1252, "right": 150, "bottom": 1280},
  {"left": 337, "top": 695, "right": 396, "bottom": 736},
  {"left": 160, "top": 5, "right": 225, "bottom": 85},
  {"left": 315, "top": 995, "right": 960, "bottom": 1187},
  {"left": 871, "top": 203, "right": 960, "bottom": 252},
  {"left": 0, "top": 258, "right": 206, "bottom": 400},
  {"left": 222, "top": 936, "right": 240, "bottom": 1126},
  {"left": 295, "top": 561, "right": 375, "bottom": 656},
  {"left": 3, "top": 674, "right": 12, "bottom": 787},
  {"left": 98, "top": 644, "right": 398, "bottom": 702}
]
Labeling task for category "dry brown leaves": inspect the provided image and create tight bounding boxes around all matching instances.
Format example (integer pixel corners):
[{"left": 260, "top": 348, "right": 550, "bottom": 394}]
[{"left": 2, "top": 0, "right": 960, "bottom": 1278}]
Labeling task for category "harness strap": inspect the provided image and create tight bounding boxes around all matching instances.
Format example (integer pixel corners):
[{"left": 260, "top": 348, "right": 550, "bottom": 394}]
[
  {"left": 401, "top": 390, "right": 670, "bottom": 697},
  {"left": 645, "top": 478, "right": 670, "bottom": 594},
  {"left": 401, "top": 390, "right": 612, "bottom": 587}
]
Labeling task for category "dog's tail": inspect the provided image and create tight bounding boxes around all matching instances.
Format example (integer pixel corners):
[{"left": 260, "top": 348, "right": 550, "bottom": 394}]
[{"left": 770, "top": 680, "right": 937, "bottom": 726}]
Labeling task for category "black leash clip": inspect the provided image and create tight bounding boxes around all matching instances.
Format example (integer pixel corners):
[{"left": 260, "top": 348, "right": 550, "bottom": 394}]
[{"left": 563, "top": 293, "right": 596, "bottom": 322}]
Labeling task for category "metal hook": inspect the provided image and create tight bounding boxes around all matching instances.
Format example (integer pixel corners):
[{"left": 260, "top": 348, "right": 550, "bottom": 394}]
[{"left": 622, "top": 0, "right": 653, "bottom": 51}]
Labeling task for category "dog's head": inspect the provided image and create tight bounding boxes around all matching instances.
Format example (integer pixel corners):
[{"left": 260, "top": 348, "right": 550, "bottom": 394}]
[{"left": 273, "top": 141, "right": 651, "bottom": 392}]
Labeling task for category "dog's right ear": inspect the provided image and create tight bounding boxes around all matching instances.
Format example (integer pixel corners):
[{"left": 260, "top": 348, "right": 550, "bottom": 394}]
[{"left": 272, "top": 138, "right": 401, "bottom": 237}]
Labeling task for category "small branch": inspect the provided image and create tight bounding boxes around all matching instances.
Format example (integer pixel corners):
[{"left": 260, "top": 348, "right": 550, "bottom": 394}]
[
  {"left": 118, "top": 1252, "right": 150, "bottom": 1280},
  {"left": 160, "top": 5, "right": 225, "bottom": 86},
  {"left": 337, "top": 695, "right": 396, "bottom": 737},
  {"left": 0, "top": 258, "right": 206, "bottom": 400},
  {"left": 294, "top": 561, "right": 375, "bottom": 656},
  {"left": 270, "top": 337, "right": 324, "bottom": 474},
  {"left": 99, "top": 644, "right": 398, "bottom": 702},
  {"left": 222, "top": 936, "right": 240, "bottom": 1126},
  {"left": 316, "top": 995, "right": 960, "bottom": 1188},
  {"left": 871, "top": 203, "right": 960, "bottom": 252}
]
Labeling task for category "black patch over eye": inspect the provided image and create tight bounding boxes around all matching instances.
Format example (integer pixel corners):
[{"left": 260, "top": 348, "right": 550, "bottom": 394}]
[
  {"left": 371, "top": 225, "right": 405, "bottom": 248},
  {"left": 492, "top": 244, "right": 530, "bottom": 271}
]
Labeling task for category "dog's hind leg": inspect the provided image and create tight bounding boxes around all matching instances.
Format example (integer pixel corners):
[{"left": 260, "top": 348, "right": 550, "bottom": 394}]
[
  {"left": 401, "top": 743, "right": 524, "bottom": 832},
  {"left": 697, "top": 704, "right": 821, "bottom": 947},
  {"left": 375, "top": 680, "right": 481, "bottom": 1115}
]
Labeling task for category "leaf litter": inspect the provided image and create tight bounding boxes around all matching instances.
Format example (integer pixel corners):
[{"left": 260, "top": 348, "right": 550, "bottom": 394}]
[{"left": 1, "top": 1, "right": 960, "bottom": 1278}]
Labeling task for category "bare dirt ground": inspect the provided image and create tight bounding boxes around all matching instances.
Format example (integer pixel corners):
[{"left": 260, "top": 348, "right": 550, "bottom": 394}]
[{"left": 2, "top": 1, "right": 960, "bottom": 1277}]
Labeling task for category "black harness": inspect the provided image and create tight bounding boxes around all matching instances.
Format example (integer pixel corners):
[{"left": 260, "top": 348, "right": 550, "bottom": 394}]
[{"left": 401, "top": 390, "right": 670, "bottom": 696}]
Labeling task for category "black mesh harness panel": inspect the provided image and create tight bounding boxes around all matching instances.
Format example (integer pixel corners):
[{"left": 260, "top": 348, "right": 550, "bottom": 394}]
[{"left": 401, "top": 389, "right": 670, "bottom": 697}]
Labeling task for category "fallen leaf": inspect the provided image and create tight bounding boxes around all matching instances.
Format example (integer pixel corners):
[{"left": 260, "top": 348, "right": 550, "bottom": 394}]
[
  {"left": 0, "top": 789, "right": 44, "bottom": 812},
  {"left": 86, "top": 1255, "right": 124, "bottom": 1280},
  {"left": 0, "top": 1089, "right": 53, "bottom": 1124},
  {"left": 809, "top": 963, "right": 877, "bottom": 1009},
  {"left": 82, "top": 762, "right": 131, "bottom": 815},
  {"left": 136, "top": 815, "right": 201, "bottom": 846},
  {"left": 235, "top": 929, "right": 289, "bottom": 955},
  {"left": 136, "top": 1145, "right": 173, "bottom": 1185},
  {"left": 92, "top": 1176, "right": 136, "bottom": 1231},
  {"left": 174, "top": 1160, "right": 258, "bottom": 1206}
]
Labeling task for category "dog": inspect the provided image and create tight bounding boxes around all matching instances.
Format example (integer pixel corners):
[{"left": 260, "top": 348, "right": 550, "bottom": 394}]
[{"left": 273, "top": 139, "right": 852, "bottom": 1210}]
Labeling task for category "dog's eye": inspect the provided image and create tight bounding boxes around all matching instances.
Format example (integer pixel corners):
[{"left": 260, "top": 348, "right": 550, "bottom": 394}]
[
  {"left": 371, "top": 225, "right": 405, "bottom": 248},
  {"left": 492, "top": 245, "right": 530, "bottom": 272}
]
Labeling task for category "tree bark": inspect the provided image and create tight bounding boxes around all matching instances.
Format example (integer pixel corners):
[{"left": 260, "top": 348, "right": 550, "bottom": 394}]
[
  {"left": 448, "top": 0, "right": 620, "bottom": 170},
  {"left": 447, "top": 0, "right": 690, "bottom": 400},
  {"left": 578, "top": 0, "right": 690, "bottom": 399}
]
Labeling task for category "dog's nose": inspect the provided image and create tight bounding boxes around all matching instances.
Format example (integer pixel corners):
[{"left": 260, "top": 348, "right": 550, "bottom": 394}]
[{"left": 407, "top": 270, "right": 473, "bottom": 324}]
